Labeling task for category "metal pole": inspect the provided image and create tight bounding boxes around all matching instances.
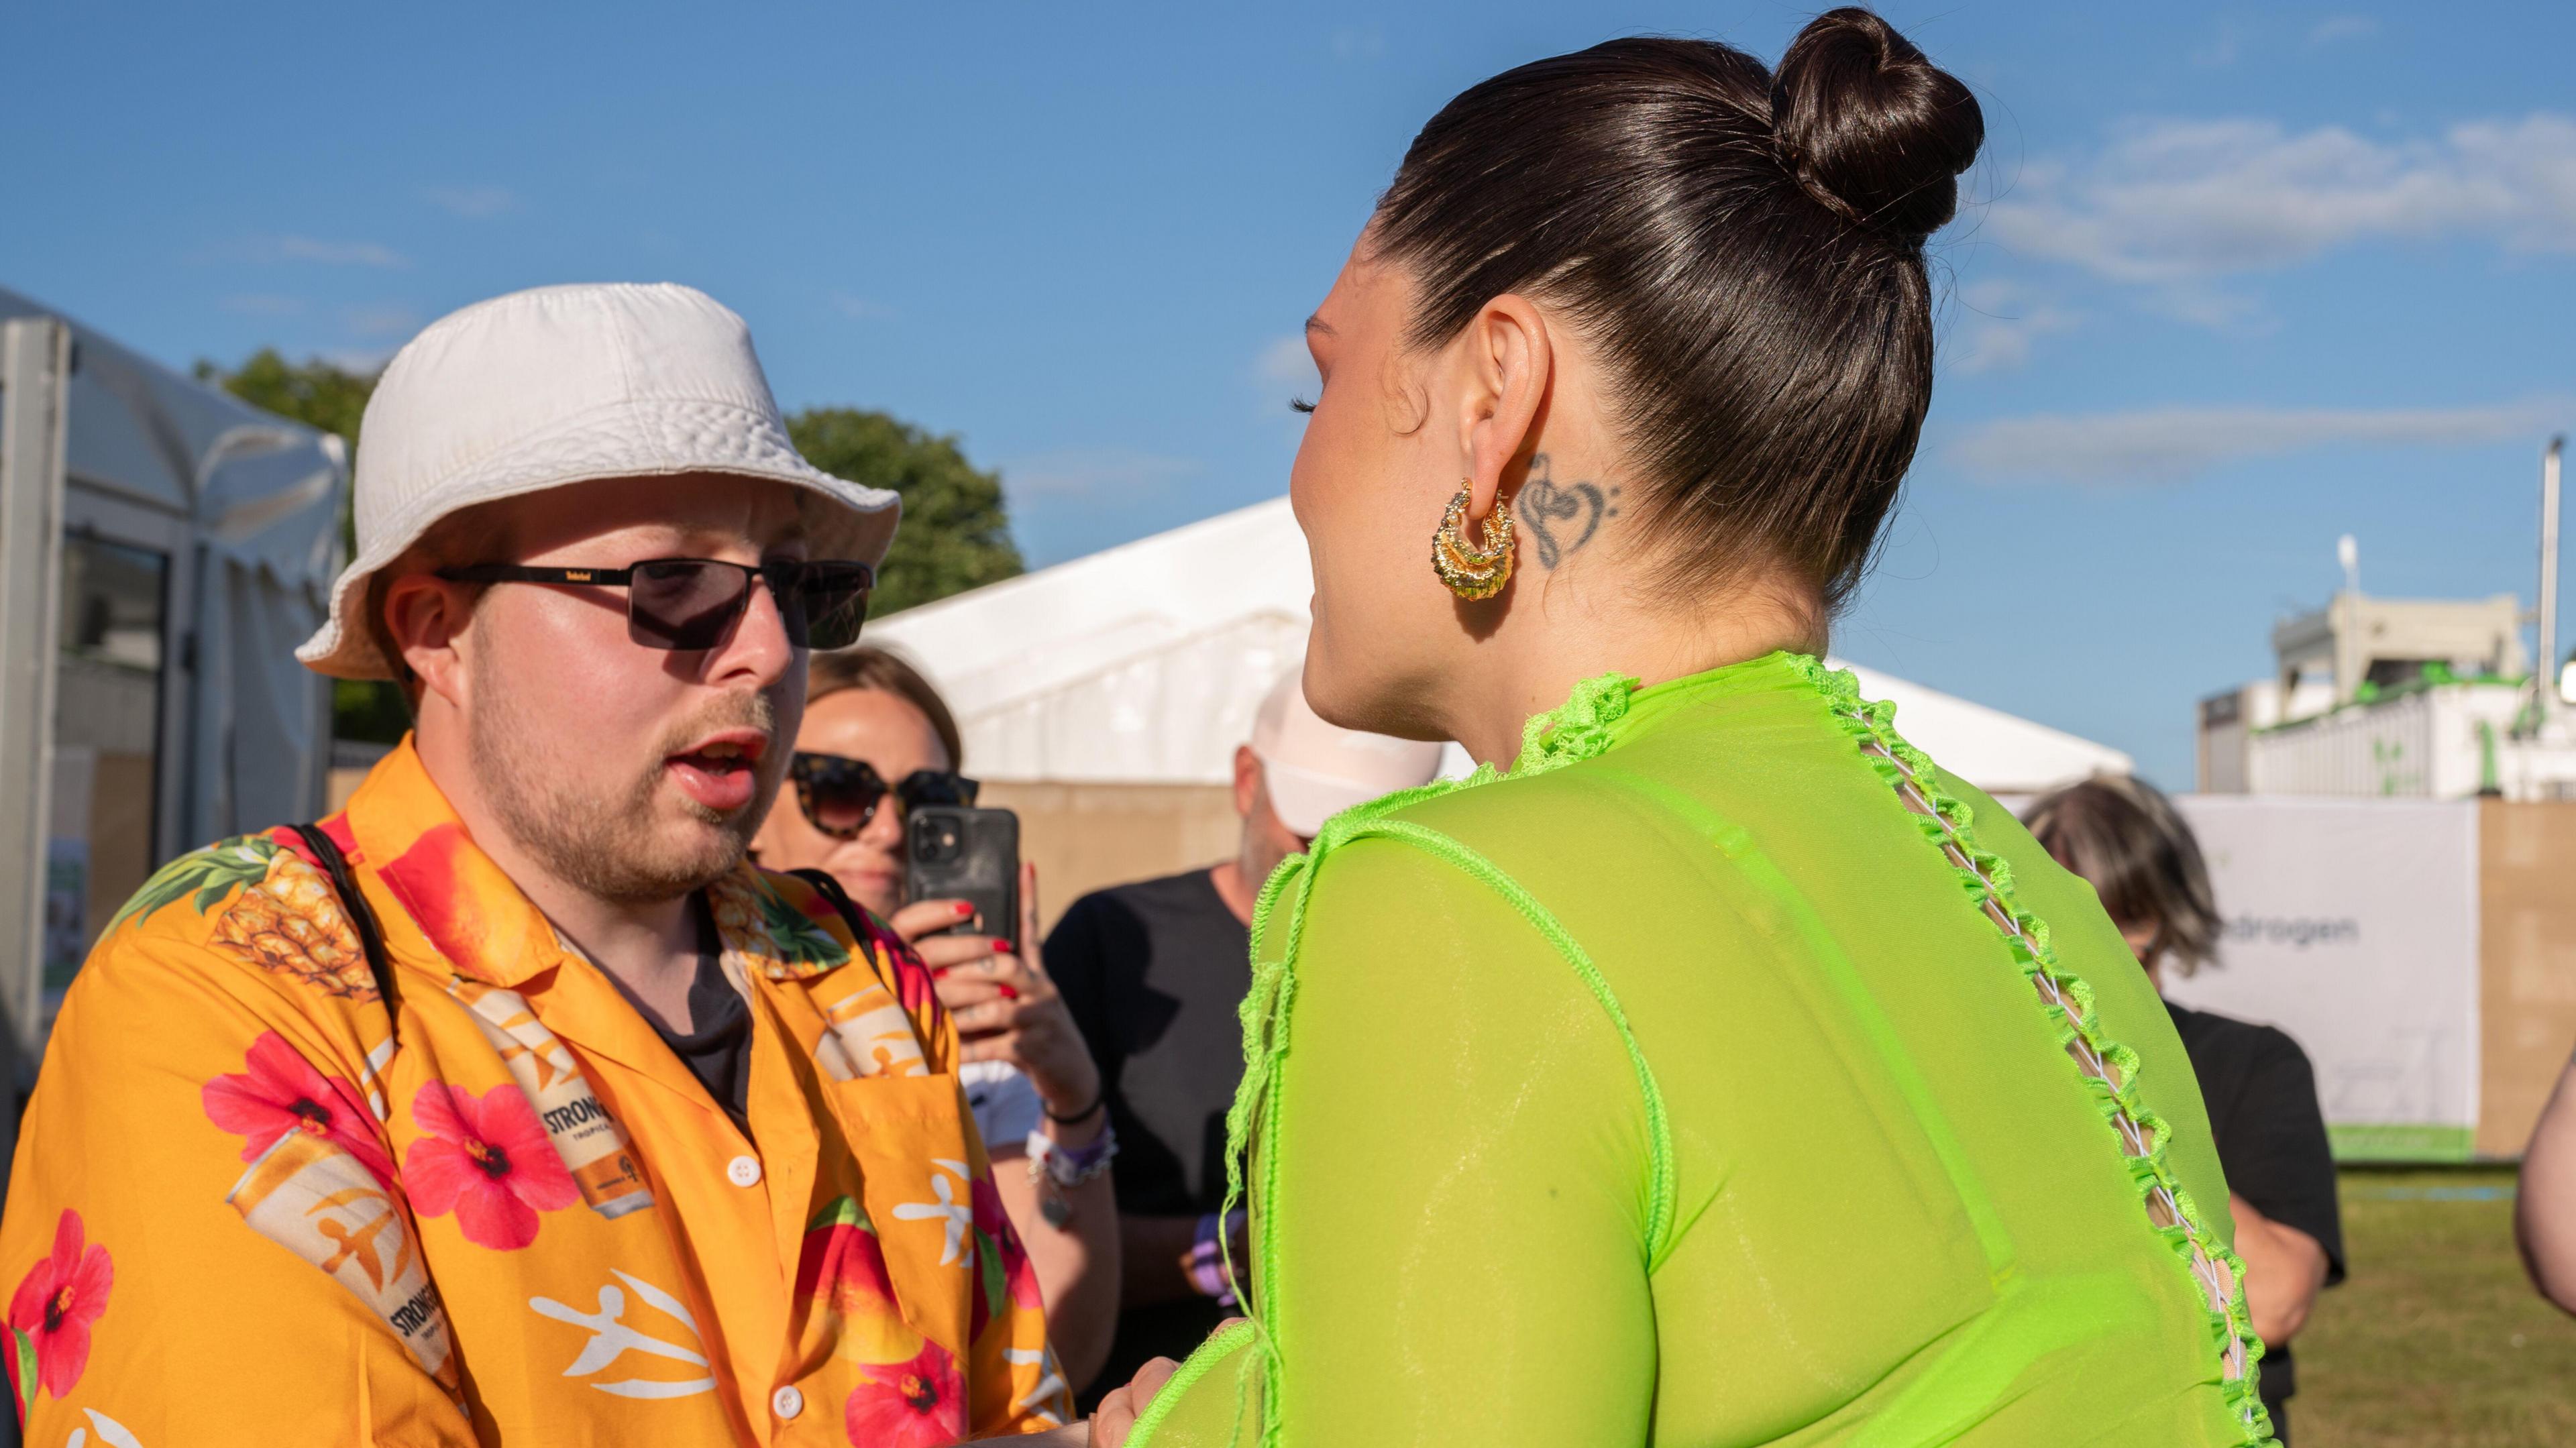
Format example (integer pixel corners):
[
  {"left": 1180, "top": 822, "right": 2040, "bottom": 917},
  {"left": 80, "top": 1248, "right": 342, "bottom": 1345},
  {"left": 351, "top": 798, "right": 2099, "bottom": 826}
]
[
  {"left": 0, "top": 317, "right": 72, "bottom": 1068},
  {"left": 2542, "top": 435, "right": 2565, "bottom": 734}
]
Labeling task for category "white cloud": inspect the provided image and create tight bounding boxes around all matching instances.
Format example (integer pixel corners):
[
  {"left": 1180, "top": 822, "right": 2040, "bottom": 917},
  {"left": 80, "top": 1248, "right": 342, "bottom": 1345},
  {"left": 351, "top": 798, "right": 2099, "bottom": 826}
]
[
  {"left": 2191, "top": 21, "right": 2243, "bottom": 69},
  {"left": 1004, "top": 448, "right": 1202, "bottom": 500},
  {"left": 1984, "top": 112, "right": 2576, "bottom": 322},
  {"left": 1332, "top": 23, "right": 1384, "bottom": 62},
  {"left": 425, "top": 185, "right": 515, "bottom": 218},
  {"left": 1254, "top": 333, "right": 1316, "bottom": 390},
  {"left": 248, "top": 235, "right": 409, "bottom": 268},
  {"left": 828, "top": 290, "right": 894, "bottom": 321},
  {"left": 2308, "top": 15, "right": 2380, "bottom": 46},
  {"left": 218, "top": 293, "right": 305, "bottom": 317},
  {"left": 1949, "top": 400, "right": 2569, "bottom": 484},
  {"left": 1947, "top": 282, "right": 2081, "bottom": 374},
  {"left": 342, "top": 304, "right": 421, "bottom": 339},
  {"left": 316, "top": 347, "right": 398, "bottom": 374}
]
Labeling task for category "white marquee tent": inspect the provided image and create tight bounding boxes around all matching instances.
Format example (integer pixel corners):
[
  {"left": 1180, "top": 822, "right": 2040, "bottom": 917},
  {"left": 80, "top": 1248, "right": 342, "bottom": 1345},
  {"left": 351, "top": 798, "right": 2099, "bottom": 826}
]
[
  {"left": 871, "top": 496, "right": 2132, "bottom": 793},
  {"left": 1, "top": 286, "right": 346, "bottom": 1062}
]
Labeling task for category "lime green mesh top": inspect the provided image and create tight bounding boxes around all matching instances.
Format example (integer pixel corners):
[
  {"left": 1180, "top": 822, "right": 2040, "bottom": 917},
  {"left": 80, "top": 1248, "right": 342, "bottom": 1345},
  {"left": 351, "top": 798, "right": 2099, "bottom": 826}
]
[{"left": 1125, "top": 653, "right": 2273, "bottom": 1447}]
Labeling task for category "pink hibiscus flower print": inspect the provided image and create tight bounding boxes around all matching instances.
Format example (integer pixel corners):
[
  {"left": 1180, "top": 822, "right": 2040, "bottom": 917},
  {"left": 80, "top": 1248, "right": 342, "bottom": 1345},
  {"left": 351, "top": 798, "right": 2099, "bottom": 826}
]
[
  {"left": 402, "top": 1081, "right": 579, "bottom": 1250},
  {"left": 967, "top": 1173, "right": 1042, "bottom": 1341},
  {"left": 843, "top": 1340, "right": 965, "bottom": 1448},
  {"left": 7, "top": 1211, "right": 112, "bottom": 1402},
  {"left": 201, "top": 1031, "right": 394, "bottom": 1186},
  {"left": 794, "top": 1198, "right": 926, "bottom": 1364}
]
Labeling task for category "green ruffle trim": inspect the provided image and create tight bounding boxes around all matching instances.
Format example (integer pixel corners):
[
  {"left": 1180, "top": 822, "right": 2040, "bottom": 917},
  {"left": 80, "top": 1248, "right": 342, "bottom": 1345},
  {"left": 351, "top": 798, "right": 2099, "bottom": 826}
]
[
  {"left": 1513, "top": 671, "right": 1640, "bottom": 777},
  {"left": 1782, "top": 655, "right": 2276, "bottom": 1447}
]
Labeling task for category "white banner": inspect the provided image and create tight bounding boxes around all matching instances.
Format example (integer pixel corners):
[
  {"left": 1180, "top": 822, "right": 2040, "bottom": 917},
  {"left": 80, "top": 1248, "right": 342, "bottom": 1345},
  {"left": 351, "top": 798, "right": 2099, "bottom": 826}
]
[{"left": 2162, "top": 796, "right": 2480, "bottom": 1160}]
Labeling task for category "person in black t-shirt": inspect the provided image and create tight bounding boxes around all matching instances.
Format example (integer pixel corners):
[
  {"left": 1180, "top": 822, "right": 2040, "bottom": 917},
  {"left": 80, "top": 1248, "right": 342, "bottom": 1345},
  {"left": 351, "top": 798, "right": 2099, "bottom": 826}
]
[
  {"left": 1047, "top": 667, "right": 1444, "bottom": 1407},
  {"left": 2026, "top": 775, "right": 2345, "bottom": 1444}
]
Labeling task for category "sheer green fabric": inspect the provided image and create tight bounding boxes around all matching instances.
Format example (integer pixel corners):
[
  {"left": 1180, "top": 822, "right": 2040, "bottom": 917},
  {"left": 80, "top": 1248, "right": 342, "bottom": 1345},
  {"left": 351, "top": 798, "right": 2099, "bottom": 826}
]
[{"left": 1126, "top": 653, "right": 2272, "bottom": 1447}]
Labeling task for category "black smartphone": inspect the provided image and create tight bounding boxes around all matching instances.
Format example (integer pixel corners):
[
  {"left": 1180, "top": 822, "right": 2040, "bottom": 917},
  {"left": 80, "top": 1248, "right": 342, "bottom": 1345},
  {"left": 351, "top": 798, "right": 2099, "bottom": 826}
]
[{"left": 904, "top": 805, "right": 1021, "bottom": 946}]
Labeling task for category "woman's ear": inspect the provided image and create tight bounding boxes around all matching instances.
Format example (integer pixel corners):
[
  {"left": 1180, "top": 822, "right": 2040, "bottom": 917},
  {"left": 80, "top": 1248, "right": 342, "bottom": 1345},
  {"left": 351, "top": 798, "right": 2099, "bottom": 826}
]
[
  {"left": 382, "top": 573, "right": 478, "bottom": 713},
  {"left": 1457, "top": 294, "right": 1552, "bottom": 518}
]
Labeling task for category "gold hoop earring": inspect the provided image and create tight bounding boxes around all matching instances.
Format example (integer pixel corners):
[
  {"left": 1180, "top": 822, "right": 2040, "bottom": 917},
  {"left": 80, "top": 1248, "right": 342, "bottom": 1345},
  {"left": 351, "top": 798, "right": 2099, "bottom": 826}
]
[{"left": 1431, "top": 485, "right": 1515, "bottom": 601}]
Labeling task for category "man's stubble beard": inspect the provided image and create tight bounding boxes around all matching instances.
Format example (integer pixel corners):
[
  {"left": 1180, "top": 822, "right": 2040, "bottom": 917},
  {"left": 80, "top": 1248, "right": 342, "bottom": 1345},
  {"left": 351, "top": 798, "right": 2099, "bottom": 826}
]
[{"left": 467, "top": 657, "right": 788, "bottom": 906}]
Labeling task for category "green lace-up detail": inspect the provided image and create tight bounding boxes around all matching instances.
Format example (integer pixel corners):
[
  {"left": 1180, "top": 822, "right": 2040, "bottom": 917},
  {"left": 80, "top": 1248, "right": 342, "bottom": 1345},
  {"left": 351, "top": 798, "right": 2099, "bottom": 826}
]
[{"left": 1782, "top": 654, "right": 2275, "bottom": 1447}]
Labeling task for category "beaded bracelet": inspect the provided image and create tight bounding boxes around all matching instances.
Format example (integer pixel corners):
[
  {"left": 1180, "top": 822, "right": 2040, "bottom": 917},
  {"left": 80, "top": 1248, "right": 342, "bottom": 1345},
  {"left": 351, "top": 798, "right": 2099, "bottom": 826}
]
[{"left": 1024, "top": 1121, "right": 1119, "bottom": 1189}]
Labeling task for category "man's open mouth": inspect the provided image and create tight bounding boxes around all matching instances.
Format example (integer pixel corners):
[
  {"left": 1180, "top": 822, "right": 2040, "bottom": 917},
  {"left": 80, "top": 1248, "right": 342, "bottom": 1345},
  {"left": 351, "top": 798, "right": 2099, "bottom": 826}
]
[{"left": 665, "top": 730, "right": 769, "bottom": 814}]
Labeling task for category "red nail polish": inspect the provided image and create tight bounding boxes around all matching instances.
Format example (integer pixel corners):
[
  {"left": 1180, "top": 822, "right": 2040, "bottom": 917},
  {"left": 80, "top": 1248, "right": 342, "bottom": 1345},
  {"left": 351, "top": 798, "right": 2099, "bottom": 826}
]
[
  {"left": 953, "top": 901, "right": 975, "bottom": 917},
  {"left": 998, "top": 985, "right": 1020, "bottom": 1001},
  {"left": 993, "top": 938, "right": 1014, "bottom": 954}
]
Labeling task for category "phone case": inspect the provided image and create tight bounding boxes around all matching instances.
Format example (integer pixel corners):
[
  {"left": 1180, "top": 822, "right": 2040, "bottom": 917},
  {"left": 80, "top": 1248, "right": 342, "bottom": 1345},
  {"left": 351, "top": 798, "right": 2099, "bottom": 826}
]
[{"left": 903, "top": 805, "right": 1021, "bottom": 946}]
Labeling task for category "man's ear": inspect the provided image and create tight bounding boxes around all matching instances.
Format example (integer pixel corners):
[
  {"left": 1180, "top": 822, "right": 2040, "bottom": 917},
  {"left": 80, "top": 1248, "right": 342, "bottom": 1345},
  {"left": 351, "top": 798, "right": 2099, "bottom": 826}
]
[
  {"left": 1456, "top": 293, "right": 1552, "bottom": 520},
  {"left": 1232, "top": 744, "right": 1263, "bottom": 820},
  {"left": 381, "top": 573, "right": 480, "bottom": 712}
]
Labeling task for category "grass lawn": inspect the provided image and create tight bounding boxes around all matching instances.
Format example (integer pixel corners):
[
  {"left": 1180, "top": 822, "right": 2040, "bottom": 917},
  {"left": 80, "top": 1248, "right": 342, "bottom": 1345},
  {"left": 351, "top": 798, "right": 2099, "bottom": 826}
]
[{"left": 2292, "top": 1168, "right": 2576, "bottom": 1445}]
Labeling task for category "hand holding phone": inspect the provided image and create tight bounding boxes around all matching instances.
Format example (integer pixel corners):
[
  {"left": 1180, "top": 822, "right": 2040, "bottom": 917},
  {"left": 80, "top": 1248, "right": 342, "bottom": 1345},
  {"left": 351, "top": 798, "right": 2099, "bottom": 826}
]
[{"left": 904, "top": 804, "right": 1020, "bottom": 942}]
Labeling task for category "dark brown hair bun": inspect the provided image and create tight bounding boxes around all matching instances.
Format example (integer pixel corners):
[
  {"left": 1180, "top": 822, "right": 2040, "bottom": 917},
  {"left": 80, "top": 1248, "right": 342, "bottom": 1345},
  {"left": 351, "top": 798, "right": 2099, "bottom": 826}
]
[
  {"left": 1371, "top": 11, "right": 1985, "bottom": 618},
  {"left": 1769, "top": 7, "right": 1984, "bottom": 244}
]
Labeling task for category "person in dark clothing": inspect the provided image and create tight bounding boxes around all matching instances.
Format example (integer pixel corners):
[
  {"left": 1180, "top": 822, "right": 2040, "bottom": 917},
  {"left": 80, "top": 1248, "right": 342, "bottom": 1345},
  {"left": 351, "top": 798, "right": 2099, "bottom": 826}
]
[
  {"left": 1046, "top": 667, "right": 1444, "bottom": 1407},
  {"left": 2027, "top": 775, "right": 2345, "bottom": 1443}
]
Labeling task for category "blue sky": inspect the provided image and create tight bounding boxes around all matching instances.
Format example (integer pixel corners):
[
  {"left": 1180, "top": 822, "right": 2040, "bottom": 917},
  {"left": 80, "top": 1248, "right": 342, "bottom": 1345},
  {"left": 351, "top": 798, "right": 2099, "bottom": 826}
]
[{"left": 8, "top": 2, "right": 2573, "bottom": 785}]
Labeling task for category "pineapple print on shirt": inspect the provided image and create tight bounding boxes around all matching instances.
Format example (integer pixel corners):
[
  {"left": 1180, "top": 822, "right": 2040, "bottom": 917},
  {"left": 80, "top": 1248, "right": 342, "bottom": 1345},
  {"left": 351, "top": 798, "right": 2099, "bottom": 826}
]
[{"left": 117, "top": 838, "right": 378, "bottom": 1001}]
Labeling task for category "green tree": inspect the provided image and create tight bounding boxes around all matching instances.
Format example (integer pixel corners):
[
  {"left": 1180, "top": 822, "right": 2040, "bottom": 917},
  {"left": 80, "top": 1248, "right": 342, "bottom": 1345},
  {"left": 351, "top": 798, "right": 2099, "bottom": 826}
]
[
  {"left": 194, "top": 349, "right": 376, "bottom": 451},
  {"left": 786, "top": 408, "right": 1022, "bottom": 617}
]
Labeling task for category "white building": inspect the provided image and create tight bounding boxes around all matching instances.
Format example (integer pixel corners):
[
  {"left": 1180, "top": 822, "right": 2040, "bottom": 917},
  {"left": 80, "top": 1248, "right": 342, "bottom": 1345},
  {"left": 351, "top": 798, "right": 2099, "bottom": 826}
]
[{"left": 2200, "top": 588, "right": 2576, "bottom": 800}]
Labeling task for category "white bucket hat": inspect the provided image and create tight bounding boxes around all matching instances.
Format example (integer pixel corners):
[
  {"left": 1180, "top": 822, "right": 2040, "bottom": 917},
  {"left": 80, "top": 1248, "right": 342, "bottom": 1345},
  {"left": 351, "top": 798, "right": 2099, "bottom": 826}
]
[{"left": 296, "top": 282, "right": 900, "bottom": 680}]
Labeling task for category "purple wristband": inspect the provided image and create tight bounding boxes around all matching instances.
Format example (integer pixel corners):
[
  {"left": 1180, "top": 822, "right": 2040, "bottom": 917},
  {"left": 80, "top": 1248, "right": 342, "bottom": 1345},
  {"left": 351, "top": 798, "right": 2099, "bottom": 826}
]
[{"left": 1187, "top": 1209, "right": 1246, "bottom": 1306}]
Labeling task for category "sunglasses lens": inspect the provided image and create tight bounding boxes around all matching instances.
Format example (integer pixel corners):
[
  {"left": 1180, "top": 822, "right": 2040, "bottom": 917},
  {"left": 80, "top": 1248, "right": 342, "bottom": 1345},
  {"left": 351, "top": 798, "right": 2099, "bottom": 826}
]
[
  {"left": 629, "top": 561, "right": 749, "bottom": 651},
  {"left": 798, "top": 757, "right": 888, "bottom": 836},
  {"left": 794, "top": 563, "right": 873, "bottom": 651}
]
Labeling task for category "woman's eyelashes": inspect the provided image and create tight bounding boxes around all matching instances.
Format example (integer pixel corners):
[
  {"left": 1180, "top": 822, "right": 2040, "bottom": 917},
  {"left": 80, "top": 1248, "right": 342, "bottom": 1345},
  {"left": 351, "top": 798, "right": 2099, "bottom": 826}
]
[{"left": 1288, "top": 396, "right": 1316, "bottom": 414}]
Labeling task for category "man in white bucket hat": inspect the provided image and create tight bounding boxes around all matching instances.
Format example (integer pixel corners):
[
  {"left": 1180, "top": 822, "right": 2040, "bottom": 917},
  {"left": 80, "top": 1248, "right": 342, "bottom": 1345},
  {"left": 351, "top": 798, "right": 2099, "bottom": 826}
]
[{"left": 0, "top": 284, "right": 1075, "bottom": 1444}]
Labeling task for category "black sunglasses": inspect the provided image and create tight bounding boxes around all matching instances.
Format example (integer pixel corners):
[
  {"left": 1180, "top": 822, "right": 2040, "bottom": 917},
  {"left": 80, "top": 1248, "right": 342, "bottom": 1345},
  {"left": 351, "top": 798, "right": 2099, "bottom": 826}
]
[
  {"left": 788, "top": 752, "right": 979, "bottom": 838},
  {"left": 437, "top": 557, "right": 873, "bottom": 652}
]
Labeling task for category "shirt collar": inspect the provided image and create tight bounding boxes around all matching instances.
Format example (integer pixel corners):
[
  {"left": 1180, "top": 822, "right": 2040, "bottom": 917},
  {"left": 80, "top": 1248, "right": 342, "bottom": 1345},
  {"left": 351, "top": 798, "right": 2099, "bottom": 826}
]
[{"left": 340, "top": 736, "right": 857, "bottom": 989}]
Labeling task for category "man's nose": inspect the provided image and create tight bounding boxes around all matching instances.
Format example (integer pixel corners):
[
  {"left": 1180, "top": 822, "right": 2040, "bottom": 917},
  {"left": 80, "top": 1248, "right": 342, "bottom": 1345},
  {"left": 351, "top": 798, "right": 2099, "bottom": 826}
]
[{"left": 706, "top": 572, "right": 797, "bottom": 687}]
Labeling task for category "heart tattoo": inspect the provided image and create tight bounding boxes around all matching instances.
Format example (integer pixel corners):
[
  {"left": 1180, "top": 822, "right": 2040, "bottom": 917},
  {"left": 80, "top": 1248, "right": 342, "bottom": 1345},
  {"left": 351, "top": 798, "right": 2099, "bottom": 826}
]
[{"left": 1519, "top": 455, "right": 1620, "bottom": 570}]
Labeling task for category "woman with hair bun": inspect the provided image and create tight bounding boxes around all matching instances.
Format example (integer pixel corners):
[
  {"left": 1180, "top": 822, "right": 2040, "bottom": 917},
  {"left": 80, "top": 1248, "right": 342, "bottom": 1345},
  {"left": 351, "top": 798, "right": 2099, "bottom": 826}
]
[{"left": 1092, "top": 9, "right": 2276, "bottom": 1446}]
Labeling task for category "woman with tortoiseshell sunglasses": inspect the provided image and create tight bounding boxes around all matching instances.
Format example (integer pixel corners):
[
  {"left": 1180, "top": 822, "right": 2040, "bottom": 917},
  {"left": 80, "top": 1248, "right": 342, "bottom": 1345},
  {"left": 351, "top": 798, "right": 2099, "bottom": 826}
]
[{"left": 752, "top": 646, "right": 1120, "bottom": 1394}]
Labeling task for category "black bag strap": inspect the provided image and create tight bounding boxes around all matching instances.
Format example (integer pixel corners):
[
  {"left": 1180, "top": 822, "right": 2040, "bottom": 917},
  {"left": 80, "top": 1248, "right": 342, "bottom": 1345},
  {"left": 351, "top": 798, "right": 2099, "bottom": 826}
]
[
  {"left": 292, "top": 824, "right": 400, "bottom": 1043},
  {"left": 790, "top": 867, "right": 869, "bottom": 940}
]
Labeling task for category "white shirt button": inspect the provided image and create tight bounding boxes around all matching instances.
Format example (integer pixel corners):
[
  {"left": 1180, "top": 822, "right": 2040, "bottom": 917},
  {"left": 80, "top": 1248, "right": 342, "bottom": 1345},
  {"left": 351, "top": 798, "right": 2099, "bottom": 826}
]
[
  {"left": 727, "top": 1155, "right": 763, "bottom": 1188},
  {"left": 771, "top": 1384, "right": 804, "bottom": 1420}
]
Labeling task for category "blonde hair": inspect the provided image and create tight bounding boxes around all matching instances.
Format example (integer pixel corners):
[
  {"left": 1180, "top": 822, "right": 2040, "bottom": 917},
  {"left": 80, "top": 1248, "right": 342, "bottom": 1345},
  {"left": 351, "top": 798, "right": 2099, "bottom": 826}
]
[{"left": 2021, "top": 775, "right": 2221, "bottom": 977}]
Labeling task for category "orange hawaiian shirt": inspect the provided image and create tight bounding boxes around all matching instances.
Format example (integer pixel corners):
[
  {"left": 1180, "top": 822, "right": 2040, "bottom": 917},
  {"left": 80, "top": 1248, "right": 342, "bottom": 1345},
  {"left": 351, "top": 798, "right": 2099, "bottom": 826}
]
[{"left": 0, "top": 739, "right": 1069, "bottom": 1446}]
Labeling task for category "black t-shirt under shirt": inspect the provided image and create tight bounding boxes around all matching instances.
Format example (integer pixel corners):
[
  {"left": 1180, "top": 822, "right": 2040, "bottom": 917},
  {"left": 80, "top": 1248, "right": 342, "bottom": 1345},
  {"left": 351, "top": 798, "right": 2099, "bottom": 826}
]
[
  {"left": 651, "top": 895, "right": 751, "bottom": 1133},
  {"left": 2165, "top": 999, "right": 2345, "bottom": 1437},
  {"left": 1044, "top": 868, "right": 1251, "bottom": 1403}
]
